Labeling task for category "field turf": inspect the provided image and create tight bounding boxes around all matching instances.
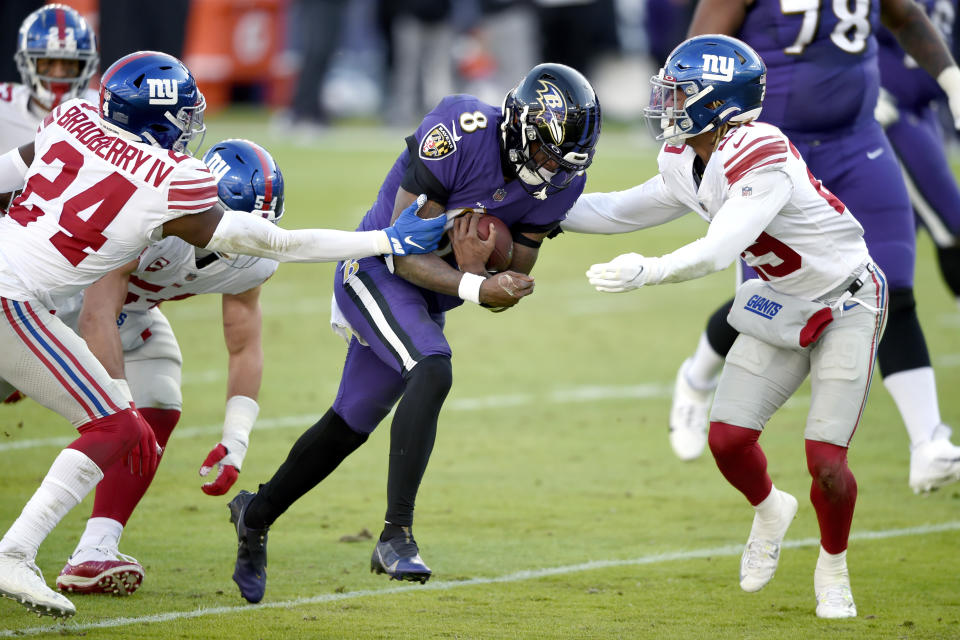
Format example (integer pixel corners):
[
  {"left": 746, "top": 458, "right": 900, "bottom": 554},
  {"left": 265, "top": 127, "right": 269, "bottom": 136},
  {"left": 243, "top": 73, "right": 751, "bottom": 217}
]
[{"left": 1, "top": 112, "right": 958, "bottom": 639}]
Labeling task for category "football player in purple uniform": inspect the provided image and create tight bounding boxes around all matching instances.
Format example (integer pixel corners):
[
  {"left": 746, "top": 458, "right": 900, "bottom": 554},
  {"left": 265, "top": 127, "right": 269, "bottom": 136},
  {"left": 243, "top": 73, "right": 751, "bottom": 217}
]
[
  {"left": 663, "top": 0, "right": 960, "bottom": 495},
  {"left": 226, "top": 63, "right": 601, "bottom": 603},
  {"left": 876, "top": 0, "right": 960, "bottom": 309}
]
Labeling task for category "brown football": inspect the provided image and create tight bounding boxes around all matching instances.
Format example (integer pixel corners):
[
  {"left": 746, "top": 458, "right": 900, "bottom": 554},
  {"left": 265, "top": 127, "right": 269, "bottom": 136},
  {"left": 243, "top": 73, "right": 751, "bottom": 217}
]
[{"left": 476, "top": 214, "right": 513, "bottom": 272}]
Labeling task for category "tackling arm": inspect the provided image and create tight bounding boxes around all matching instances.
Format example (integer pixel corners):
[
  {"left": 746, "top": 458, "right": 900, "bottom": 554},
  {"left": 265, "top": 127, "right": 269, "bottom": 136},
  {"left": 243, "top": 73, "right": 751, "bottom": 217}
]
[
  {"left": 561, "top": 175, "right": 691, "bottom": 235},
  {"left": 77, "top": 259, "right": 139, "bottom": 378},
  {"left": 391, "top": 188, "right": 534, "bottom": 307}
]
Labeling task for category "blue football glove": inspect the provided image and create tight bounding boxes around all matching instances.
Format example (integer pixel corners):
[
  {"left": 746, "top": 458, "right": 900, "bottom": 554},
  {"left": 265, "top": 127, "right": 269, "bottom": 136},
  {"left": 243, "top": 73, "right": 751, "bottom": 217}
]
[{"left": 383, "top": 194, "right": 446, "bottom": 255}]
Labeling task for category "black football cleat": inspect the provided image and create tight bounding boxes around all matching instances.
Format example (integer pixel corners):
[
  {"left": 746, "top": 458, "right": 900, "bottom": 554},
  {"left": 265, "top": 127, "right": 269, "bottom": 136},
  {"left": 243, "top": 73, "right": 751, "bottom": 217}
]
[
  {"left": 370, "top": 526, "right": 432, "bottom": 584},
  {"left": 228, "top": 490, "right": 269, "bottom": 603}
]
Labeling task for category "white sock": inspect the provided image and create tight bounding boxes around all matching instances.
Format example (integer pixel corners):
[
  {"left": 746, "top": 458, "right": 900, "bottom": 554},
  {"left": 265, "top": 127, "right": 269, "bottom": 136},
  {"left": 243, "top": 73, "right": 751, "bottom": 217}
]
[
  {"left": 753, "top": 486, "right": 783, "bottom": 524},
  {"left": 883, "top": 367, "right": 942, "bottom": 448},
  {"left": 74, "top": 517, "right": 124, "bottom": 555},
  {"left": 685, "top": 333, "right": 724, "bottom": 390},
  {"left": 0, "top": 449, "right": 103, "bottom": 558},
  {"left": 815, "top": 546, "right": 849, "bottom": 590}
]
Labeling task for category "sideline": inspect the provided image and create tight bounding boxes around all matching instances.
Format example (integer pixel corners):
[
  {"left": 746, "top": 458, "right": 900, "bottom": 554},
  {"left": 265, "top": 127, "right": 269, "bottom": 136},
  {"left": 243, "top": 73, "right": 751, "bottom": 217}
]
[{"left": 2, "top": 520, "right": 958, "bottom": 637}]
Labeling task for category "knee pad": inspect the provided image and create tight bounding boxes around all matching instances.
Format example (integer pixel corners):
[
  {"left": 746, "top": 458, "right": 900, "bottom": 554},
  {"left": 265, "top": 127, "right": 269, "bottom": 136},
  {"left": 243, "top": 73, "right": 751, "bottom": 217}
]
[
  {"left": 407, "top": 354, "right": 453, "bottom": 393},
  {"left": 877, "top": 288, "right": 931, "bottom": 375},
  {"left": 936, "top": 245, "right": 960, "bottom": 297},
  {"left": 705, "top": 298, "right": 738, "bottom": 357}
]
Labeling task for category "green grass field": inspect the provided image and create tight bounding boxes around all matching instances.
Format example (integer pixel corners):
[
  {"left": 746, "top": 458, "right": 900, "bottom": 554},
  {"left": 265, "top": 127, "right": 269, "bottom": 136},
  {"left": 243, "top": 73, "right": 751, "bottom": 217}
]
[{"left": 1, "top": 112, "right": 958, "bottom": 639}]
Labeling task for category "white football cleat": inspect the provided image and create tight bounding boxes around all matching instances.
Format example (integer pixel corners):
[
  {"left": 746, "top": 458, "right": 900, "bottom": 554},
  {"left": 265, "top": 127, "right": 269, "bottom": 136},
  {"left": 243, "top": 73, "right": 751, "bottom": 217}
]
[
  {"left": 739, "top": 489, "right": 799, "bottom": 592},
  {"left": 0, "top": 551, "right": 76, "bottom": 618},
  {"left": 815, "top": 574, "right": 857, "bottom": 619},
  {"left": 670, "top": 358, "right": 717, "bottom": 460},
  {"left": 908, "top": 433, "right": 960, "bottom": 494},
  {"left": 56, "top": 546, "right": 144, "bottom": 596},
  {"left": 668, "top": 359, "right": 716, "bottom": 461}
]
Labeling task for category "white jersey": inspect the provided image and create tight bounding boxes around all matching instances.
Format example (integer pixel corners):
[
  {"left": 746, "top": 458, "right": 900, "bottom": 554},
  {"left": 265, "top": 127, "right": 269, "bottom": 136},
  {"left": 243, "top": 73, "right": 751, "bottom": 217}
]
[
  {"left": 0, "top": 83, "right": 98, "bottom": 152},
  {"left": 0, "top": 98, "right": 218, "bottom": 308},
  {"left": 56, "top": 236, "right": 277, "bottom": 350},
  {"left": 564, "top": 122, "right": 870, "bottom": 299}
]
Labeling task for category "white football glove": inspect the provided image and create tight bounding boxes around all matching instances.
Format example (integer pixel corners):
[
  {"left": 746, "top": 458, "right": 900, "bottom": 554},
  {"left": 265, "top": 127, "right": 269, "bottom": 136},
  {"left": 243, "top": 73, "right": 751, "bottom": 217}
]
[{"left": 586, "top": 253, "right": 661, "bottom": 292}]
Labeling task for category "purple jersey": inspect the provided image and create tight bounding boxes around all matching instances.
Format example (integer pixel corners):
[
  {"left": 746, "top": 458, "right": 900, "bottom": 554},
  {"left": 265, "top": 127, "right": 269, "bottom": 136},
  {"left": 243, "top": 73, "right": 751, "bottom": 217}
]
[
  {"left": 878, "top": 0, "right": 954, "bottom": 110},
  {"left": 356, "top": 94, "right": 583, "bottom": 312},
  {"left": 738, "top": 0, "right": 881, "bottom": 135}
]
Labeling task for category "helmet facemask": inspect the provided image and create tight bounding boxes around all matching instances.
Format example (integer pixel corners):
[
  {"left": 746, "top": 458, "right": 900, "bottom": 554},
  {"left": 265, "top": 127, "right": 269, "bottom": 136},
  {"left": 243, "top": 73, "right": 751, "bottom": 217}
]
[
  {"left": 140, "top": 94, "right": 207, "bottom": 155},
  {"left": 16, "top": 48, "right": 98, "bottom": 110},
  {"left": 645, "top": 72, "right": 721, "bottom": 145},
  {"left": 502, "top": 101, "right": 593, "bottom": 201}
]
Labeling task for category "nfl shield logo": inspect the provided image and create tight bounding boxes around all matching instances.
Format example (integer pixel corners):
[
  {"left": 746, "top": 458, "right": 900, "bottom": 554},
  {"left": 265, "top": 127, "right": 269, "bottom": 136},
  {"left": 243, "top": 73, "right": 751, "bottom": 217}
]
[
  {"left": 741, "top": 186, "right": 753, "bottom": 197},
  {"left": 493, "top": 188, "right": 506, "bottom": 201}
]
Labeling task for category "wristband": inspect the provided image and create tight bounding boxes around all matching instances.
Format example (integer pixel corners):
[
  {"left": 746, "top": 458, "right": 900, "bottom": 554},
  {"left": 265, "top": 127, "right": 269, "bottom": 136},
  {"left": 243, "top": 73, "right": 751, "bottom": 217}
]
[
  {"left": 937, "top": 66, "right": 960, "bottom": 98},
  {"left": 221, "top": 395, "right": 259, "bottom": 470},
  {"left": 458, "top": 272, "right": 485, "bottom": 304}
]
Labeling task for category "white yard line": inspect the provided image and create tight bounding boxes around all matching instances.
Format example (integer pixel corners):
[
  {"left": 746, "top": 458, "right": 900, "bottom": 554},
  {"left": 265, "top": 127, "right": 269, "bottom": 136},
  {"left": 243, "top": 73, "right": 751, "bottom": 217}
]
[
  {"left": 2, "top": 520, "right": 958, "bottom": 637},
  {"left": 0, "top": 384, "right": 675, "bottom": 453}
]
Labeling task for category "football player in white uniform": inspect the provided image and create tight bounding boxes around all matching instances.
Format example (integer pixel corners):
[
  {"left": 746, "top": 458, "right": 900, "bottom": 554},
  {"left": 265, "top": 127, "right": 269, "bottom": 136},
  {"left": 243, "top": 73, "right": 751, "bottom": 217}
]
[
  {"left": 0, "top": 51, "right": 445, "bottom": 618},
  {"left": 563, "top": 36, "right": 887, "bottom": 619},
  {"left": 51, "top": 139, "right": 285, "bottom": 596},
  {"left": 0, "top": 5, "right": 99, "bottom": 405}
]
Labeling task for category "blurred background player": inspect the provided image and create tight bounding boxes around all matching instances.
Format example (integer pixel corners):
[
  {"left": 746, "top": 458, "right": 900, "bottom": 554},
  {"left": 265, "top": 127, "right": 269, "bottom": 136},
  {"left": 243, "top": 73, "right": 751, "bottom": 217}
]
[
  {"left": 226, "top": 62, "right": 601, "bottom": 604},
  {"left": 571, "top": 33, "right": 886, "bottom": 620},
  {"left": 876, "top": 0, "right": 960, "bottom": 309},
  {"left": 53, "top": 139, "right": 285, "bottom": 596},
  {"left": 665, "top": 0, "right": 960, "bottom": 495},
  {"left": 0, "top": 49, "right": 444, "bottom": 618},
  {"left": 0, "top": 3, "right": 98, "bottom": 217}
]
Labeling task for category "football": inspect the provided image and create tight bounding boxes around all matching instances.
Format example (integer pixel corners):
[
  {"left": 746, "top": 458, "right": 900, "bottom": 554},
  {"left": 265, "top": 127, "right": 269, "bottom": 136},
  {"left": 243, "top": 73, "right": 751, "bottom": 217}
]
[{"left": 476, "top": 214, "right": 513, "bottom": 272}]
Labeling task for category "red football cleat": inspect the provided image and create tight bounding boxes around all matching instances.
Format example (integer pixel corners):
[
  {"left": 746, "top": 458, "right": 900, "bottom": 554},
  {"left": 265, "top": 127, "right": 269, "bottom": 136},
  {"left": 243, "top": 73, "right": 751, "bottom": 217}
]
[{"left": 56, "top": 548, "right": 144, "bottom": 596}]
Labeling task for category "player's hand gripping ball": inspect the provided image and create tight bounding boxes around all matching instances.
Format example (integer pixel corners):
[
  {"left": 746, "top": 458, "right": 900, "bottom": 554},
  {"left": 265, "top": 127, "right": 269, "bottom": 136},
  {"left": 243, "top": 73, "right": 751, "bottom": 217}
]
[{"left": 476, "top": 214, "right": 513, "bottom": 272}]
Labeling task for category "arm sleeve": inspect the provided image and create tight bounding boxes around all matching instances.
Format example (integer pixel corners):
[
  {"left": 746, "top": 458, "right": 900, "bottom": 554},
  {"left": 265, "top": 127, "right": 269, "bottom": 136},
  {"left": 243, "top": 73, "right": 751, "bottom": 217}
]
[
  {"left": 0, "top": 147, "right": 29, "bottom": 193},
  {"left": 653, "top": 170, "right": 793, "bottom": 283},
  {"left": 205, "top": 210, "right": 392, "bottom": 262},
  {"left": 560, "top": 174, "right": 691, "bottom": 234}
]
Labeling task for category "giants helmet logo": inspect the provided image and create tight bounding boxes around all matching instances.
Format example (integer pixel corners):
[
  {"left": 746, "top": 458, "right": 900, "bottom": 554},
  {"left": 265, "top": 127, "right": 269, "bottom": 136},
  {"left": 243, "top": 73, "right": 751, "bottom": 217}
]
[
  {"left": 147, "top": 78, "right": 178, "bottom": 105},
  {"left": 701, "top": 54, "right": 735, "bottom": 82},
  {"left": 534, "top": 80, "right": 567, "bottom": 145}
]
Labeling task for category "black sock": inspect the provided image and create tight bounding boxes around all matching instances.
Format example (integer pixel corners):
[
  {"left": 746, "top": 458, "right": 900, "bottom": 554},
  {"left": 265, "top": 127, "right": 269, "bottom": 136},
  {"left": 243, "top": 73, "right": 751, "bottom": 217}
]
[
  {"left": 877, "top": 288, "right": 931, "bottom": 376},
  {"left": 380, "top": 522, "right": 410, "bottom": 542},
  {"left": 244, "top": 408, "right": 367, "bottom": 529},
  {"left": 384, "top": 355, "right": 452, "bottom": 527},
  {"left": 706, "top": 298, "right": 738, "bottom": 357}
]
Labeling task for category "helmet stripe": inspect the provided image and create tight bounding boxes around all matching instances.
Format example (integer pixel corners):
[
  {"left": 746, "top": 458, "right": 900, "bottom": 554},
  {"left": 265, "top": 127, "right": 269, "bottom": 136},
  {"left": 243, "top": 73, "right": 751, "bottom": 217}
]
[
  {"left": 100, "top": 51, "right": 156, "bottom": 88},
  {"left": 55, "top": 8, "right": 66, "bottom": 42},
  {"left": 248, "top": 142, "right": 273, "bottom": 210}
]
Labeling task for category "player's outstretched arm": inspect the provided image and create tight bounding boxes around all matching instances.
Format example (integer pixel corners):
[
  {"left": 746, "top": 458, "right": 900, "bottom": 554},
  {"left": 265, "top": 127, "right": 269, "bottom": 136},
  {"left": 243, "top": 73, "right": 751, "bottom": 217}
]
[
  {"left": 77, "top": 260, "right": 139, "bottom": 378},
  {"left": 391, "top": 190, "right": 535, "bottom": 308},
  {"left": 162, "top": 200, "right": 446, "bottom": 262},
  {"left": 199, "top": 286, "right": 264, "bottom": 496}
]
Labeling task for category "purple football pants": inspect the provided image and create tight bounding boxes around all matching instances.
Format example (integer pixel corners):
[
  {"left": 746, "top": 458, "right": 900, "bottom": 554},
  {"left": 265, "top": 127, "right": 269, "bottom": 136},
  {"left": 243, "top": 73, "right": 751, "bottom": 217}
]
[
  {"left": 885, "top": 105, "right": 960, "bottom": 246},
  {"left": 331, "top": 257, "right": 451, "bottom": 434}
]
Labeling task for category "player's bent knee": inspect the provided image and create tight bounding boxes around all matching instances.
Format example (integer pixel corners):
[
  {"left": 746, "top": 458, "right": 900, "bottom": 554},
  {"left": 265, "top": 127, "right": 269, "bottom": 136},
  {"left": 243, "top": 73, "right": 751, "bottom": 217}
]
[
  {"left": 407, "top": 354, "right": 453, "bottom": 392},
  {"left": 804, "top": 439, "right": 854, "bottom": 494},
  {"left": 70, "top": 408, "right": 142, "bottom": 469},
  {"left": 708, "top": 421, "right": 760, "bottom": 459}
]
